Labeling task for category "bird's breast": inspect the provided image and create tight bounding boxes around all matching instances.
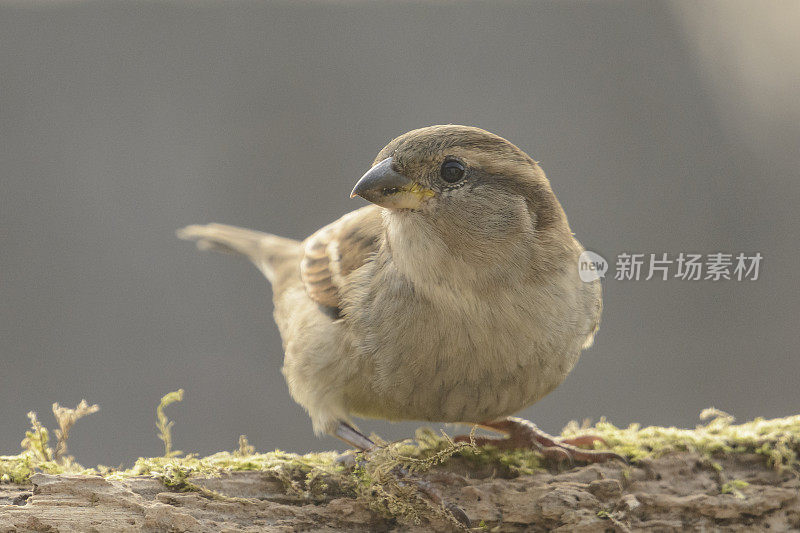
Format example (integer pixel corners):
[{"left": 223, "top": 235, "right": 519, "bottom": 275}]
[{"left": 342, "top": 273, "right": 590, "bottom": 423}]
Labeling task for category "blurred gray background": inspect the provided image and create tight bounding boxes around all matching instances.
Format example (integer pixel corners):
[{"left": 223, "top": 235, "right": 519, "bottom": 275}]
[{"left": 2, "top": 0, "right": 799, "bottom": 467}]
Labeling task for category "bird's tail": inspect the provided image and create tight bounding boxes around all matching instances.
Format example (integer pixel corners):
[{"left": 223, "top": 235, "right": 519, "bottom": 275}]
[{"left": 177, "top": 223, "right": 302, "bottom": 284}]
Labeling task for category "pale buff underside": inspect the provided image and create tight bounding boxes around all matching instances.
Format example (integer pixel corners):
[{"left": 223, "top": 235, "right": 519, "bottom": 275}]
[{"left": 276, "top": 210, "right": 600, "bottom": 436}]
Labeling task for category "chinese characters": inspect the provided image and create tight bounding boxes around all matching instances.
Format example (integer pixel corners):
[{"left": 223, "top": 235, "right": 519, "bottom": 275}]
[{"left": 613, "top": 253, "right": 762, "bottom": 281}]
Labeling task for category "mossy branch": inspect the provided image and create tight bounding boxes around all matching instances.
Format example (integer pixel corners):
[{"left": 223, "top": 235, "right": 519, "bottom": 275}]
[
  {"left": 561, "top": 407, "right": 800, "bottom": 471},
  {"left": 4, "top": 399, "right": 800, "bottom": 531}
]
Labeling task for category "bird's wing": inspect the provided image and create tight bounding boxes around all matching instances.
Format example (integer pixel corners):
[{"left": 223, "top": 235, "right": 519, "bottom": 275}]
[{"left": 300, "top": 205, "right": 383, "bottom": 310}]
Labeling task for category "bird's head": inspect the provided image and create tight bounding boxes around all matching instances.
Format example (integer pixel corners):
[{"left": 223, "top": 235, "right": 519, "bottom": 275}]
[{"left": 351, "top": 125, "right": 571, "bottom": 250}]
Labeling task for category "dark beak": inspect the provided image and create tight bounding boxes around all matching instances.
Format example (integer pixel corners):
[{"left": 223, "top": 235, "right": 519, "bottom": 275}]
[{"left": 350, "top": 157, "right": 433, "bottom": 209}]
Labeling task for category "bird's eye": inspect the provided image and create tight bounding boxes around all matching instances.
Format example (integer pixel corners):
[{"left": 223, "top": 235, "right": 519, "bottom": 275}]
[{"left": 440, "top": 160, "right": 466, "bottom": 183}]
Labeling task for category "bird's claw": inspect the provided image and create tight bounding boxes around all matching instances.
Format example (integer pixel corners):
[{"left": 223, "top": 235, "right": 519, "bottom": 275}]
[{"left": 454, "top": 417, "right": 628, "bottom": 466}]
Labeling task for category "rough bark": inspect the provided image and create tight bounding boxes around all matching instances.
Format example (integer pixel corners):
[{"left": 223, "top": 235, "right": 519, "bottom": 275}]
[{"left": 1, "top": 450, "right": 798, "bottom": 532}]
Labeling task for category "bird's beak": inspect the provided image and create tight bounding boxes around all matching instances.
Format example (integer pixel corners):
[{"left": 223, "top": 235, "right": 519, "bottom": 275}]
[{"left": 350, "top": 157, "right": 434, "bottom": 209}]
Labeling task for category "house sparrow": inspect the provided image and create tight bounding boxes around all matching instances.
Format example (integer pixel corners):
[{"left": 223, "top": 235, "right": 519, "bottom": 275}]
[{"left": 178, "top": 125, "right": 619, "bottom": 464}]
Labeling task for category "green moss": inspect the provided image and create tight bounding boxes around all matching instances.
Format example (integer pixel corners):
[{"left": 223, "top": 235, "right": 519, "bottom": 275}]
[
  {"left": 4, "top": 409, "right": 800, "bottom": 489},
  {"left": 1, "top": 401, "right": 100, "bottom": 484},
  {"left": 155, "top": 389, "right": 184, "bottom": 458},
  {"left": 721, "top": 479, "right": 750, "bottom": 499},
  {"left": 0, "top": 454, "right": 37, "bottom": 484},
  {"left": 114, "top": 449, "right": 346, "bottom": 499},
  {"left": 398, "top": 427, "right": 544, "bottom": 476},
  {"left": 3, "top": 406, "right": 799, "bottom": 530},
  {"left": 561, "top": 408, "right": 800, "bottom": 470}
]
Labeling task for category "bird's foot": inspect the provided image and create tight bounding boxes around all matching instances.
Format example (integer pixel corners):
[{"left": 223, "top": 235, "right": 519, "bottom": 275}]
[{"left": 454, "top": 416, "right": 626, "bottom": 466}]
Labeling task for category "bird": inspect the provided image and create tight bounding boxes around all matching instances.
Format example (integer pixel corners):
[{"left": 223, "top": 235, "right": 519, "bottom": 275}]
[{"left": 178, "top": 125, "right": 620, "bottom": 464}]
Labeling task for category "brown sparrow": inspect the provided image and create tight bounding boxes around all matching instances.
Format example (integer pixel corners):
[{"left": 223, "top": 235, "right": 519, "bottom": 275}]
[{"left": 179, "top": 125, "right": 620, "bottom": 464}]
